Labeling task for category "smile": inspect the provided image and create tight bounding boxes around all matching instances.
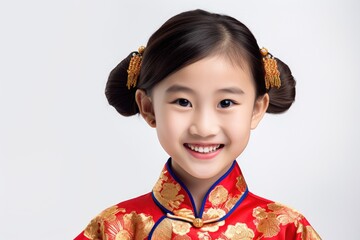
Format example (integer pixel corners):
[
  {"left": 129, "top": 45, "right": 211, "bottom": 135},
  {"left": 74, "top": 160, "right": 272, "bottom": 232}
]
[{"left": 184, "top": 144, "right": 223, "bottom": 154}]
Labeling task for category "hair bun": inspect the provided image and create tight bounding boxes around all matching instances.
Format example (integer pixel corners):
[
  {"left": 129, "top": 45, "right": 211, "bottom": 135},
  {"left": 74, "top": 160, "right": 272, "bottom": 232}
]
[
  {"left": 266, "top": 58, "right": 296, "bottom": 114},
  {"left": 105, "top": 53, "right": 139, "bottom": 116}
]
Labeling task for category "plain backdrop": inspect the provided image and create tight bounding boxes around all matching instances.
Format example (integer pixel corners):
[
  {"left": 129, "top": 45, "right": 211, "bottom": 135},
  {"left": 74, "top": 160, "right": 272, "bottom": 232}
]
[{"left": 1, "top": 0, "right": 359, "bottom": 239}]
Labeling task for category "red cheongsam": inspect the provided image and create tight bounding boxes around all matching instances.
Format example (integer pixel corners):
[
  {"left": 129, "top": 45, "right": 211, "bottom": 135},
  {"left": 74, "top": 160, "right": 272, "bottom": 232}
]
[{"left": 75, "top": 159, "right": 321, "bottom": 239}]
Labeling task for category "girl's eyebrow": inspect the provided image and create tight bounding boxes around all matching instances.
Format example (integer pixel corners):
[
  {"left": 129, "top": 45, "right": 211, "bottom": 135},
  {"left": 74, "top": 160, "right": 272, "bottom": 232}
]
[
  {"left": 165, "top": 85, "right": 245, "bottom": 95},
  {"left": 217, "top": 87, "right": 245, "bottom": 95},
  {"left": 165, "top": 84, "right": 194, "bottom": 94}
]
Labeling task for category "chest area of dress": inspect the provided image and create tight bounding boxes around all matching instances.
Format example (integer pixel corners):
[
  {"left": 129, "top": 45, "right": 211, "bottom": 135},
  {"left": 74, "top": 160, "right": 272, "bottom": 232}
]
[{"left": 150, "top": 206, "right": 257, "bottom": 239}]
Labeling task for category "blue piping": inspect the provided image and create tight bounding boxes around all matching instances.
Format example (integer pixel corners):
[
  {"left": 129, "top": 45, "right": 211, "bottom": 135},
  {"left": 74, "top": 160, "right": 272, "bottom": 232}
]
[
  {"left": 151, "top": 192, "right": 173, "bottom": 215},
  {"left": 153, "top": 158, "right": 248, "bottom": 224},
  {"left": 166, "top": 159, "right": 199, "bottom": 217},
  {"left": 219, "top": 187, "right": 249, "bottom": 221},
  {"left": 198, "top": 160, "right": 236, "bottom": 218},
  {"left": 148, "top": 215, "right": 166, "bottom": 240}
]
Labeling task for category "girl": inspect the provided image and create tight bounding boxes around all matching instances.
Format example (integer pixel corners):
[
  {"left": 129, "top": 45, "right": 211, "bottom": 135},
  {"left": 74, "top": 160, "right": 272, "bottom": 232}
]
[{"left": 75, "top": 9, "right": 320, "bottom": 240}]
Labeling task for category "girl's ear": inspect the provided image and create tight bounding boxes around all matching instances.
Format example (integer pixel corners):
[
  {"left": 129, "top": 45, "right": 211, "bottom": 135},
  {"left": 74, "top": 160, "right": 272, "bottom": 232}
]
[
  {"left": 251, "top": 93, "right": 269, "bottom": 129},
  {"left": 135, "top": 89, "right": 156, "bottom": 128}
]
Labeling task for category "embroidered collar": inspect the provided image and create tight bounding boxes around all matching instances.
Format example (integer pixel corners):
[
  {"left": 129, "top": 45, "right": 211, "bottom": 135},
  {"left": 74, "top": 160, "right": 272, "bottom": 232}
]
[{"left": 152, "top": 159, "right": 248, "bottom": 228}]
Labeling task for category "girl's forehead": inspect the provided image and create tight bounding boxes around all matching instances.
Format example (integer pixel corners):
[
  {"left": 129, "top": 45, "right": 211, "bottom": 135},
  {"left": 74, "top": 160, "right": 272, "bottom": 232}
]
[
  {"left": 154, "top": 55, "right": 255, "bottom": 93},
  {"left": 167, "top": 55, "right": 251, "bottom": 81}
]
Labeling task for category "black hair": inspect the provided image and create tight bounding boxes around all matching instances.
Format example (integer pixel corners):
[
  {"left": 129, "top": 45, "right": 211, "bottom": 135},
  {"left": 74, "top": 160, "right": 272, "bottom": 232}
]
[{"left": 105, "top": 9, "right": 296, "bottom": 116}]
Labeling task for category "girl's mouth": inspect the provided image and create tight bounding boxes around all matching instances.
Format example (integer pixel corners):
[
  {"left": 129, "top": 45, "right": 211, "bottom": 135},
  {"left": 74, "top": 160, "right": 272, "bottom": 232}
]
[{"left": 184, "top": 143, "right": 224, "bottom": 154}]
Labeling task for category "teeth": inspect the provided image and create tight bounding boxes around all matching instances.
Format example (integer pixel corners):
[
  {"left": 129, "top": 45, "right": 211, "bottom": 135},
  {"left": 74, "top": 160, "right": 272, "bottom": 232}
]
[{"left": 187, "top": 144, "right": 220, "bottom": 153}]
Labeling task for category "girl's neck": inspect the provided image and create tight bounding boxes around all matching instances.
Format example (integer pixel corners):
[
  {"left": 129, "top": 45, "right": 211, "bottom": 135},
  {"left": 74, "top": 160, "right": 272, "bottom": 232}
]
[
  {"left": 185, "top": 178, "right": 213, "bottom": 215},
  {"left": 170, "top": 161, "right": 230, "bottom": 216},
  {"left": 176, "top": 172, "right": 213, "bottom": 216}
]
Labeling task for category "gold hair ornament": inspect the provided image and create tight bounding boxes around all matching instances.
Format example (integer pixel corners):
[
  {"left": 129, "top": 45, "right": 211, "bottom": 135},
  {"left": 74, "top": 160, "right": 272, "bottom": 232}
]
[
  {"left": 260, "top": 47, "right": 281, "bottom": 89},
  {"left": 127, "top": 46, "right": 145, "bottom": 89}
]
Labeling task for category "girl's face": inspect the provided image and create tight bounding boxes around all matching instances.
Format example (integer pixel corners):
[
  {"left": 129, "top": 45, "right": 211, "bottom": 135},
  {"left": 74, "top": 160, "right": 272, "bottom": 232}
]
[{"left": 136, "top": 55, "right": 268, "bottom": 182}]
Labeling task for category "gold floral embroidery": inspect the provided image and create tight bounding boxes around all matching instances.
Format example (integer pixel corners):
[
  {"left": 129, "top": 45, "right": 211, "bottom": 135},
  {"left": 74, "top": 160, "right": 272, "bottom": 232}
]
[
  {"left": 151, "top": 218, "right": 173, "bottom": 240},
  {"left": 201, "top": 221, "right": 226, "bottom": 233},
  {"left": 102, "top": 211, "right": 154, "bottom": 240},
  {"left": 125, "top": 211, "right": 154, "bottom": 239},
  {"left": 203, "top": 208, "right": 226, "bottom": 220},
  {"left": 84, "top": 206, "right": 125, "bottom": 239},
  {"left": 105, "top": 220, "right": 127, "bottom": 239},
  {"left": 252, "top": 206, "right": 280, "bottom": 237},
  {"left": 114, "top": 230, "right": 131, "bottom": 239},
  {"left": 102, "top": 206, "right": 125, "bottom": 221},
  {"left": 162, "top": 183, "right": 184, "bottom": 208},
  {"left": 201, "top": 208, "right": 226, "bottom": 232},
  {"left": 198, "top": 231, "right": 212, "bottom": 240},
  {"left": 267, "top": 203, "right": 302, "bottom": 226},
  {"left": 209, "top": 186, "right": 229, "bottom": 206},
  {"left": 214, "top": 176, "right": 246, "bottom": 213},
  {"left": 299, "top": 225, "right": 321, "bottom": 240},
  {"left": 236, "top": 176, "right": 246, "bottom": 193},
  {"left": 84, "top": 218, "right": 103, "bottom": 240},
  {"left": 174, "top": 208, "right": 195, "bottom": 219},
  {"left": 224, "top": 223, "right": 255, "bottom": 240},
  {"left": 253, "top": 203, "right": 318, "bottom": 239},
  {"left": 106, "top": 219, "right": 125, "bottom": 239},
  {"left": 225, "top": 196, "right": 240, "bottom": 212},
  {"left": 172, "top": 220, "right": 191, "bottom": 236},
  {"left": 153, "top": 170, "right": 185, "bottom": 211},
  {"left": 150, "top": 163, "right": 321, "bottom": 240},
  {"left": 153, "top": 170, "right": 168, "bottom": 192}
]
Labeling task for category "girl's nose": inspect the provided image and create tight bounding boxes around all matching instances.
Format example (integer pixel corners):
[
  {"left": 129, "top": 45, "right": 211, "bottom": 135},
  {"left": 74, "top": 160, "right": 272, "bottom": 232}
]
[{"left": 189, "top": 109, "right": 220, "bottom": 138}]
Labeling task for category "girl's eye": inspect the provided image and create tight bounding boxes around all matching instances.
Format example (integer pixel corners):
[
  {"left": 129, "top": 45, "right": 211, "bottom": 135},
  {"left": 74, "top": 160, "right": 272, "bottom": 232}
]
[
  {"left": 218, "top": 99, "right": 235, "bottom": 108},
  {"left": 174, "top": 98, "right": 192, "bottom": 107}
]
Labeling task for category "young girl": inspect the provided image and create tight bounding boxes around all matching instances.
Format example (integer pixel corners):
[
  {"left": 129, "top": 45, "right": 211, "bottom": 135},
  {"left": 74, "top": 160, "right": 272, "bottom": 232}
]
[{"left": 75, "top": 9, "right": 320, "bottom": 240}]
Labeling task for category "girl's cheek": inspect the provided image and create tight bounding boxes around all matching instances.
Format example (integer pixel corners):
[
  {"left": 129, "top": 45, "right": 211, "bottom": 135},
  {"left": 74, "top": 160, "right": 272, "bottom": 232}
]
[{"left": 172, "top": 115, "right": 190, "bottom": 129}]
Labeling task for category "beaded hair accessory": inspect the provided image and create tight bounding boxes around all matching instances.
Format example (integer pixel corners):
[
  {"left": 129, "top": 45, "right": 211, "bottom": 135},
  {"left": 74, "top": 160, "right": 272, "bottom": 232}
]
[
  {"left": 127, "top": 46, "right": 145, "bottom": 89},
  {"left": 260, "top": 47, "right": 281, "bottom": 89}
]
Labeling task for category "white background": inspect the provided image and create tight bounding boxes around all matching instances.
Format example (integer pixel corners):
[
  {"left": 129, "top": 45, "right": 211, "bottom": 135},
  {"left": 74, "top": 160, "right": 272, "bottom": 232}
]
[{"left": 1, "top": 0, "right": 359, "bottom": 239}]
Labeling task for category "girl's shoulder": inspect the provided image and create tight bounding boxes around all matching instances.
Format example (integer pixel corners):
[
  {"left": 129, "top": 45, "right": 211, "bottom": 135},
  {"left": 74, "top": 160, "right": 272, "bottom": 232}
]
[
  {"left": 75, "top": 192, "right": 163, "bottom": 240},
  {"left": 240, "top": 192, "right": 321, "bottom": 239}
]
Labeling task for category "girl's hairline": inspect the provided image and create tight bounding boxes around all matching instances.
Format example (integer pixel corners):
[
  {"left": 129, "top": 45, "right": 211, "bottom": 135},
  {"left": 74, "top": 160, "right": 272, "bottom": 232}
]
[{"left": 143, "top": 53, "right": 256, "bottom": 100}]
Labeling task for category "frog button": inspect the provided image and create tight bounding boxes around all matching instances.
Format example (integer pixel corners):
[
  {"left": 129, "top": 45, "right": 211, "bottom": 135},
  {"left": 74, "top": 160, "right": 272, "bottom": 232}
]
[{"left": 193, "top": 218, "right": 204, "bottom": 228}]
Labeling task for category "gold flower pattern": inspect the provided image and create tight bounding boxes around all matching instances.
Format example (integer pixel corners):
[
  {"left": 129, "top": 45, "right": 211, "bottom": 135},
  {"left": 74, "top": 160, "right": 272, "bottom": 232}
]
[
  {"left": 252, "top": 206, "right": 281, "bottom": 237},
  {"left": 268, "top": 203, "right": 303, "bottom": 226},
  {"left": 153, "top": 170, "right": 185, "bottom": 211},
  {"left": 105, "top": 211, "right": 154, "bottom": 240},
  {"left": 236, "top": 176, "right": 246, "bottom": 193},
  {"left": 253, "top": 203, "right": 321, "bottom": 239},
  {"left": 198, "top": 231, "right": 212, "bottom": 240},
  {"left": 77, "top": 162, "right": 321, "bottom": 240},
  {"left": 84, "top": 206, "right": 125, "bottom": 239},
  {"left": 209, "top": 186, "right": 229, "bottom": 206},
  {"left": 172, "top": 220, "right": 192, "bottom": 235},
  {"left": 83, "top": 206, "right": 154, "bottom": 240},
  {"left": 200, "top": 208, "right": 226, "bottom": 232},
  {"left": 225, "top": 197, "right": 240, "bottom": 212},
  {"left": 301, "top": 225, "right": 321, "bottom": 240},
  {"left": 151, "top": 218, "right": 173, "bottom": 239},
  {"left": 173, "top": 208, "right": 194, "bottom": 219},
  {"left": 224, "top": 223, "right": 255, "bottom": 240}
]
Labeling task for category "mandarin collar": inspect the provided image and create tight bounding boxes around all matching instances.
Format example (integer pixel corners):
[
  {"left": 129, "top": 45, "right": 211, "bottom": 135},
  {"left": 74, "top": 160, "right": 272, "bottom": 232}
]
[{"left": 152, "top": 158, "right": 248, "bottom": 228}]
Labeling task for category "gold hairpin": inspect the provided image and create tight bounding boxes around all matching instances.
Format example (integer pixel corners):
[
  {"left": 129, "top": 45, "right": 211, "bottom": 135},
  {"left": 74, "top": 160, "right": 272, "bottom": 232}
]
[
  {"left": 260, "top": 47, "right": 281, "bottom": 89},
  {"left": 127, "top": 46, "right": 145, "bottom": 89}
]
